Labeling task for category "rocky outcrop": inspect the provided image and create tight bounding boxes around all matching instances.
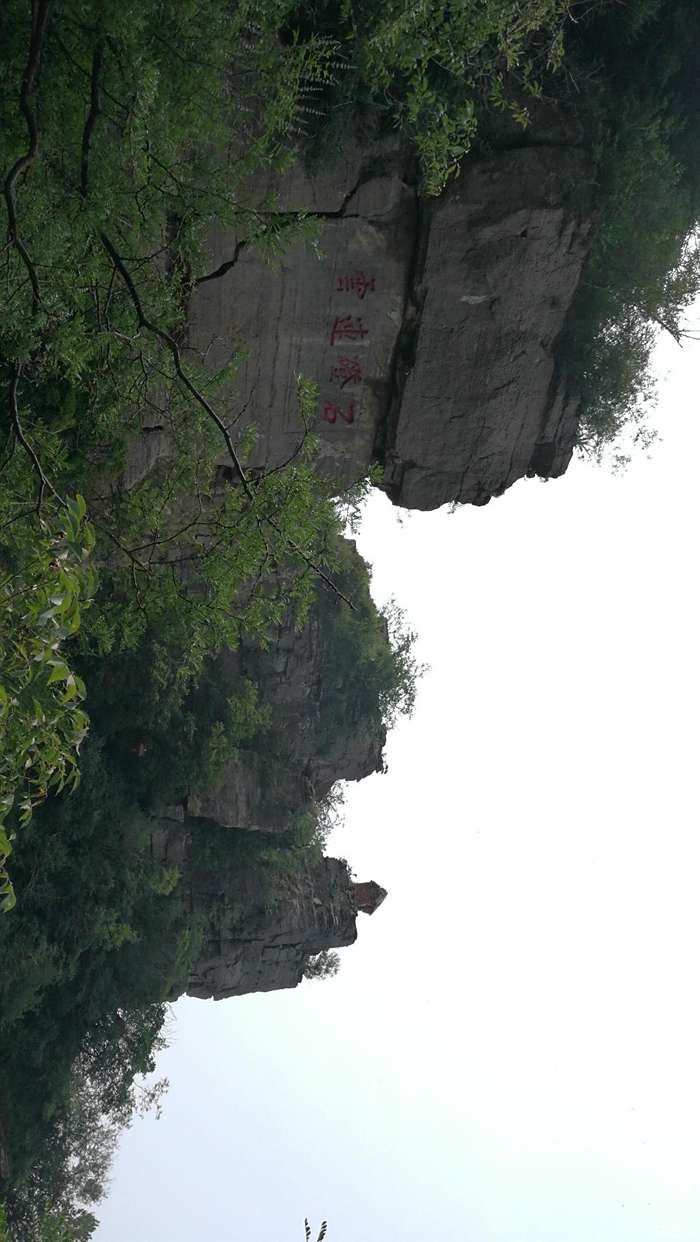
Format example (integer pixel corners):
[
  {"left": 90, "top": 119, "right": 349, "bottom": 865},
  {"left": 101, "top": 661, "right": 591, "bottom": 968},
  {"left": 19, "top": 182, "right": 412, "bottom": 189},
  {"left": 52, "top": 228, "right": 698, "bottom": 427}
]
[
  {"left": 153, "top": 820, "right": 383, "bottom": 1000},
  {"left": 183, "top": 134, "right": 414, "bottom": 495},
  {"left": 174, "top": 121, "right": 593, "bottom": 511},
  {"left": 382, "top": 145, "right": 591, "bottom": 508},
  {"left": 124, "top": 116, "right": 596, "bottom": 1001},
  {"left": 185, "top": 539, "right": 386, "bottom": 833},
  {"left": 352, "top": 880, "right": 387, "bottom": 915}
]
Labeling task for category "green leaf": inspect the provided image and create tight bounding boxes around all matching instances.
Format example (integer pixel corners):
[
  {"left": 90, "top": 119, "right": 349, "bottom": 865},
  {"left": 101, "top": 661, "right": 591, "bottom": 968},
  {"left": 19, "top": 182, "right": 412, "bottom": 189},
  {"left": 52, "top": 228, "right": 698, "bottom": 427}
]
[
  {"left": 47, "top": 661, "right": 70, "bottom": 685},
  {"left": 0, "top": 887, "right": 17, "bottom": 913},
  {"left": 71, "top": 493, "right": 87, "bottom": 522}
]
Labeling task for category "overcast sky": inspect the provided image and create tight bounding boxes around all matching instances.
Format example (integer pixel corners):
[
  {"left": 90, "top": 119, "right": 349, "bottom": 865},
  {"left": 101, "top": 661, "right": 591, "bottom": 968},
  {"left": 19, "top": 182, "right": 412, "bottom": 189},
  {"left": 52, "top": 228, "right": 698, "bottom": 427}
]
[{"left": 96, "top": 326, "right": 700, "bottom": 1242}]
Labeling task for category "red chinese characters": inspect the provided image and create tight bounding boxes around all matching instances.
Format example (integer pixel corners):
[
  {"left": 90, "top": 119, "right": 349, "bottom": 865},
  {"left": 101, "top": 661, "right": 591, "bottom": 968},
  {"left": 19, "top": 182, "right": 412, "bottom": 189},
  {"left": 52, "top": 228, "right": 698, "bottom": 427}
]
[
  {"left": 336, "top": 271, "right": 376, "bottom": 300},
  {"left": 329, "top": 355, "right": 363, "bottom": 387},
  {"left": 322, "top": 269, "right": 375, "bottom": 426},
  {"left": 329, "top": 315, "right": 369, "bottom": 346},
  {"left": 322, "top": 400, "right": 356, "bottom": 424}
]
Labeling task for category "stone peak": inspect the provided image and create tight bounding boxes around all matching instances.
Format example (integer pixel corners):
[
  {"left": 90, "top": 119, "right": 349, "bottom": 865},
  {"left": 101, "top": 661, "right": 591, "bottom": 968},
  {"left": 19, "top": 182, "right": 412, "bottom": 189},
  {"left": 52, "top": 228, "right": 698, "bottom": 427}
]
[{"left": 352, "top": 880, "right": 388, "bottom": 916}]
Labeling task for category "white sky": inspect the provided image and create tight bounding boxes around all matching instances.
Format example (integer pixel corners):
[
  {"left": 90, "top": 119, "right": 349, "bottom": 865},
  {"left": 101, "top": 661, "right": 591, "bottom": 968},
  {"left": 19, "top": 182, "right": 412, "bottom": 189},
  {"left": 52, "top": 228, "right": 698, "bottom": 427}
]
[{"left": 96, "top": 328, "right": 700, "bottom": 1242}]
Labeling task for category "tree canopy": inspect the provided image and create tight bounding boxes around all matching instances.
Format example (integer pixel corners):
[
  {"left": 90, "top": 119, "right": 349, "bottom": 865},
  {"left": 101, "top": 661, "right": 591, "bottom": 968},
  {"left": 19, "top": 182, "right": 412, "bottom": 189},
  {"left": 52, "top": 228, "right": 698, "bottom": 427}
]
[{"left": 564, "top": 0, "right": 700, "bottom": 462}]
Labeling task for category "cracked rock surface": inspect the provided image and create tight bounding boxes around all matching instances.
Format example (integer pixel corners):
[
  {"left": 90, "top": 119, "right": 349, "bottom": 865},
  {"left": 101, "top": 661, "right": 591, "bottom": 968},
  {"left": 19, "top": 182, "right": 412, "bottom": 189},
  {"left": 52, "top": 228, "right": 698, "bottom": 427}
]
[
  {"left": 178, "top": 126, "right": 593, "bottom": 510},
  {"left": 152, "top": 817, "right": 360, "bottom": 1000}
]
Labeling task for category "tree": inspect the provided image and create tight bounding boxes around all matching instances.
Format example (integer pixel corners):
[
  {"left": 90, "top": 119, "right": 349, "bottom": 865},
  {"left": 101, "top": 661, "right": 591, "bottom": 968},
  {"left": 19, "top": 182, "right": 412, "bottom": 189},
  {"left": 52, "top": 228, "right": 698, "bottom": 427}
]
[
  {"left": 0, "top": 1, "right": 365, "bottom": 899},
  {"left": 311, "top": 0, "right": 571, "bottom": 194},
  {"left": 566, "top": 0, "right": 700, "bottom": 461},
  {"left": 574, "top": 103, "right": 700, "bottom": 461},
  {"left": 0, "top": 494, "right": 96, "bottom": 909},
  {"left": 302, "top": 950, "right": 341, "bottom": 980}
]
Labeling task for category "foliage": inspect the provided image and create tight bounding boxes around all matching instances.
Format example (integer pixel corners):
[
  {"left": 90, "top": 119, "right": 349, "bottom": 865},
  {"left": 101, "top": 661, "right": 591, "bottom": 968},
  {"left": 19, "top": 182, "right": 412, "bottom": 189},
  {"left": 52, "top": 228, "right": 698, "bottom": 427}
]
[
  {"left": 79, "top": 635, "right": 275, "bottom": 809},
  {"left": 0, "top": 0, "right": 369, "bottom": 899},
  {"left": 6, "top": 1055, "right": 167, "bottom": 1242},
  {"left": 305, "top": 1220, "right": 328, "bottom": 1242},
  {"left": 302, "top": 949, "right": 341, "bottom": 980},
  {"left": 286, "top": 785, "right": 347, "bottom": 862},
  {"left": 336, "top": 0, "right": 570, "bottom": 193},
  {"left": 567, "top": 0, "right": 700, "bottom": 461},
  {"left": 299, "top": 0, "right": 571, "bottom": 193},
  {"left": 0, "top": 741, "right": 184, "bottom": 1231},
  {"left": 574, "top": 105, "right": 700, "bottom": 462},
  {"left": 36, "top": 1212, "right": 95, "bottom": 1242},
  {"left": 76, "top": 378, "right": 370, "bottom": 673},
  {"left": 0, "top": 493, "right": 96, "bottom": 909},
  {"left": 319, "top": 540, "right": 424, "bottom": 747}
]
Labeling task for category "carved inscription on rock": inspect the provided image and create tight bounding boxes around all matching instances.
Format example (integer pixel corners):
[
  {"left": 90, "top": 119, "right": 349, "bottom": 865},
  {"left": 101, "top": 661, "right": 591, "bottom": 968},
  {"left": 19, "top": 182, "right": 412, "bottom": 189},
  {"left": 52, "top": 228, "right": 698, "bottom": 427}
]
[{"left": 185, "top": 171, "right": 415, "bottom": 490}]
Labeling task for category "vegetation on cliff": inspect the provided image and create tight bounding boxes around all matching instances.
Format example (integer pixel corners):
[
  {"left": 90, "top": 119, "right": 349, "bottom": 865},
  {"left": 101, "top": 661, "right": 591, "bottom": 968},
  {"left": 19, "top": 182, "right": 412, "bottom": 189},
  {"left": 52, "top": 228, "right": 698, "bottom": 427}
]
[
  {"left": 0, "top": 0, "right": 554, "bottom": 904},
  {"left": 566, "top": 0, "right": 700, "bottom": 463},
  {"left": 0, "top": 0, "right": 371, "bottom": 903},
  {"left": 3, "top": 0, "right": 699, "bottom": 891},
  {"left": 319, "top": 538, "right": 421, "bottom": 742},
  {"left": 2, "top": 0, "right": 700, "bottom": 1235},
  {"left": 0, "top": 541, "right": 416, "bottom": 1237},
  {"left": 301, "top": 0, "right": 571, "bottom": 193},
  {"left": 0, "top": 741, "right": 179, "bottom": 1239}
]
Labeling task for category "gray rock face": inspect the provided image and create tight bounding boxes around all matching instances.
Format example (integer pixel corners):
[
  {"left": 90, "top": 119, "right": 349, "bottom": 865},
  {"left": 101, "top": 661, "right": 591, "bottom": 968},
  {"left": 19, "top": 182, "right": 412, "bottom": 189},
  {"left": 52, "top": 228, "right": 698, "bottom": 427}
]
[
  {"left": 184, "top": 854, "right": 357, "bottom": 1001},
  {"left": 176, "top": 129, "right": 592, "bottom": 511},
  {"left": 153, "top": 820, "right": 368, "bottom": 1000},
  {"left": 383, "top": 146, "right": 592, "bottom": 508},
  {"left": 187, "top": 540, "right": 385, "bottom": 833},
  {"left": 186, "top": 137, "right": 414, "bottom": 493}
]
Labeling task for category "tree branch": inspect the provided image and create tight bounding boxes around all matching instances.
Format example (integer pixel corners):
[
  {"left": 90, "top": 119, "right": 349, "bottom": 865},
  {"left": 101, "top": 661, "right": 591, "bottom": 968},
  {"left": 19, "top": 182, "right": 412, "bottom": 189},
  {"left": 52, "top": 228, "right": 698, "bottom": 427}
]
[
  {"left": 81, "top": 43, "right": 104, "bottom": 199},
  {"left": 9, "top": 366, "right": 65, "bottom": 511},
  {"left": 99, "top": 231, "right": 254, "bottom": 494},
  {"left": 99, "top": 234, "right": 356, "bottom": 609},
  {"left": 90, "top": 516, "right": 147, "bottom": 571},
  {"left": 2, "top": 0, "right": 54, "bottom": 312}
]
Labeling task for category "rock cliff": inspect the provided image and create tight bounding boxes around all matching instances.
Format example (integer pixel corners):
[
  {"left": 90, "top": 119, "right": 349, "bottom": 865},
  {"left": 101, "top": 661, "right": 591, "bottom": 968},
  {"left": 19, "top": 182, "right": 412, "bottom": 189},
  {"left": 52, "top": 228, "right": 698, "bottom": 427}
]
[
  {"left": 142, "top": 534, "right": 394, "bottom": 1000},
  {"left": 152, "top": 819, "right": 382, "bottom": 1000},
  {"left": 124, "top": 116, "right": 596, "bottom": 1002},
  {"left": 184, "top": 538, "right": 386, "bottom": 833},
  {"left": 180, "top": 118, "right": 593, "bottom": 510}
]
